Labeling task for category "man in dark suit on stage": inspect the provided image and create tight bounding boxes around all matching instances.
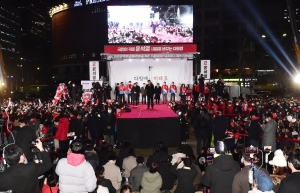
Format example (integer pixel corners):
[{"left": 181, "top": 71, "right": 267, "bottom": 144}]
[{"left": 145, "top": 80, "right": 155, "bottom": 109}]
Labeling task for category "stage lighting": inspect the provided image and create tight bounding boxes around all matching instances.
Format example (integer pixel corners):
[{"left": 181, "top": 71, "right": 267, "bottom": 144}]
[
  {"left": 294, "top": 74, "right": 300, "bottom": 83},
  {"left": 283, "top": 34, "right": 287, "bottom": 37},
  {"left": 129, "top": 59, "right": 132, "bottom": 61},
  {"left": 156, "top": 59, "right": 159, "bottom": 61},
  {"left": 262, "top": 35, "right": 266, "bottom": 38}
]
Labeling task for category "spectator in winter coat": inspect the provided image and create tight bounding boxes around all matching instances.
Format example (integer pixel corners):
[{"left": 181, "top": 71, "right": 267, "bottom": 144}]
[
  {"left": 84, "top": 140, "right": 99, "bottom": 170},
  {"left": 141, "top": 162, "right": 162, "bottom": 193},
  {"left": 54, "top": 114, "right": 70, "bottom": 158},
  {"left": 248, "top": 115, "right": 262, "bottom": 147},
  {"left": 103, "top": 155, "right": 122, "bottom": 190},
  {"left": 171, "top": 157, "right": 197, "bottom": 193},
  {"left": 122, "top": 149, "right": 137, "bottom": 178},
  {"left": 202, "top": 141, "right": 240, "bottom": 193},
  {"left": 146, "top": 145, "right": 162, "bottom": 167},
  {"left": 55, "top": 139, "right": 97, "bottom": 193},
  {"left": 95, "top": 166, "right": 116, "bottom": 193},
  {"left": 213, "top": 110, "right": 228, "bottom": 142},
  {"left": 129, "top": 156, "right": 149, "bottom": 192},
  {"left": 158, "top": 154, "right": 176, "bottom": 192}
]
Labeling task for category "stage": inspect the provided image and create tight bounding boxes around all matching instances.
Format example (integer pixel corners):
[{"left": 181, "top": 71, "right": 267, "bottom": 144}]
[{"left": 117, "top": 104, "right": 181, "bottom": 148}]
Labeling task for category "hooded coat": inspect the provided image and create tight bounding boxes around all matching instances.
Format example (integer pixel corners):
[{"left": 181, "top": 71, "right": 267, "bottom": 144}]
[
  {"left": 202, "top": 154, "right": 240, "bottom": 193},
  {"left": 141, "top": 171, "right": 162, "bottom": 193},
  {"left": 55, "top": 153, "right": 97, "bottom": 193}
]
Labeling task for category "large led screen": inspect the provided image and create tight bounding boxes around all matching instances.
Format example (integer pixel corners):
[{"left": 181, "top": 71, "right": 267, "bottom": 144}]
[{"left": 107, "top": 5, "right": 193, "bottom": 44}]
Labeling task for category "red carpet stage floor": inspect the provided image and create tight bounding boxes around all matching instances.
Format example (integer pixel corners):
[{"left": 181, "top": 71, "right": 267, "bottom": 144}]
[
  {"left": 119, "top": 104, "right": 178, "bottom": 119},
  {"left": 117, "top": 104, "right": 181, "bottom": 148}
]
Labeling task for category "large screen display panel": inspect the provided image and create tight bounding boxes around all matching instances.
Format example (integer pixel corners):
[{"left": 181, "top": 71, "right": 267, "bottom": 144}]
[{"left": 107, "top": 5, "right": 193, "bottom": 44}]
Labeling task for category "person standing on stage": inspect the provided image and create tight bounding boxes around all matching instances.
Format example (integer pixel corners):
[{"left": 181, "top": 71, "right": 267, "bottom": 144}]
[
  {"left": 132, "top": 83, "right": 140, "bottom": 108},
  {"left": 180, "top": 84, "right": 187, "bottom": 102},
  {"left": 104, "top": 83, "right": 112, "bottom": 100},
  {"left": 161, "top": 82, "right": 168, "bottom": 104},
  {"left": 146, "top": 80, "right": 155, "bottom": 109},
  {"left": 115, "top": 83, "right": 120, "bottom": 101},
  {"left": 192, "top": 83, "right": 200, "bottom": 104},
  {"left": 126, "top": 81, "right": 133, "bottom": 105},
  {"left": 154, "top": 83, "right": 162, "bottom": 104},
  {"left": 169, "top": 82, "right": 177, "bottom": 102},
  {"left": 136, "top": 82, "right": 141, "bottom": 105},
  {"left": 141, "top": 83, "right": 147, "bottom": 104},
  {"left": 118, "top": 82, "right": 126, "bottom": 104}
]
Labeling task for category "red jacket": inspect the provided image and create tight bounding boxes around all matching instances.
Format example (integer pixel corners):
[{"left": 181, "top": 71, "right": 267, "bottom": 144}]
[
  {"left": 227, "top": 104, "right": 233, "bottom": 114},
  {"left": 161, "top": 85, "right": 168, "bottom": 94},
  {"left": 126, "top": 84, "right": 133, "bottom": 92},
  {"left": 194, "top": 85, "right": 200, "bottom": 93},
  {"left": 55, "top": 117, "right": 69, "bottom": 141},
  {"left": 118, "top": 85, "right": 126, "bottom": 93},
  {"left": 180, "top": 87, "right": 187, "bottom": 94},
  {"left": 204, "top": 85, "right": 210, "bottom": 94},
  {"left": 169, "top": 85, "right": 177, "bottom": 93}
]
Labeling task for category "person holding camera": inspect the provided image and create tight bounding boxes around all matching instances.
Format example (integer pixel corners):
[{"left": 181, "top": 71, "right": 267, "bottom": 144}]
[
  {"left": 202, "top": 141, "right": 240, "bottom": 193},
  {"left": 0, "top": 139, "right": 52, "bottom": 193},
  {"left": 171, "top": 157, "right": 196, "bottom": 193}
]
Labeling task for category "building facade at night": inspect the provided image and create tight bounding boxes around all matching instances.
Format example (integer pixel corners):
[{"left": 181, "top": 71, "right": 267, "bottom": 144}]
[{"left": 51, "top": 0, "right": 300, "bottom": 88}]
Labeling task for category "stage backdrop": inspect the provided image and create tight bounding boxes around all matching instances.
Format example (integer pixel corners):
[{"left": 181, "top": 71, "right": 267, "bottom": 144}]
[{"left": 108, "top": 59, "right": 193, "bottom": 100}]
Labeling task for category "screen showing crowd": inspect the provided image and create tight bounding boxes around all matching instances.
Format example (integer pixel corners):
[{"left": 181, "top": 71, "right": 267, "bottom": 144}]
[{"left": 107, "top": 5, "right": 193, "bottom": 44}]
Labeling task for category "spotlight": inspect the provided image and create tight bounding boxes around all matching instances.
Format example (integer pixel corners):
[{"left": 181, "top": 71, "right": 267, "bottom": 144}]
[
  {"left": 262, "top": 35, "right": 266, "bottom": 38},
  {"left": 294, "top": 74, "right": 300, "bottom": 83},
  {"left": 156, "top": 59, "right": 159, "bottom": 61},
  {"left": 283, "top": 34, "right": 287, "bottom": 37},
  {"left": 129, "top": 59, "right": 132, "bottom": 61}
]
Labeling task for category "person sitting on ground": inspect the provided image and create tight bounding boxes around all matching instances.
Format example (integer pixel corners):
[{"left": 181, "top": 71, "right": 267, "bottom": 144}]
[
  {"left": 103, "top": 155, "right": 122, "bottom": 191},
  {"left": 119, "top": 141, "right": 131, "bottom": 166},
  {"left": 158, "top": 154, "right": 176, "bottom": 193},
  {"left": 95, "top": 166, "right": 116, "bottom": 193},
  {"left": 85, "top": 139, "right": 99, "bottom": 170},
  {"left": 141, "top": 162, "right": 162, "bottom": 193},
  {"left": 120, "top": 185, "right": 132, "bottom": 193},
  {"left": 171, "top": 157, "right": 197, "bottom": 193},
  {"left": 95, "top": 169, "right": 109, "bottom": 193},
  {"left": 269, "top": 149, "right": 288, "bottom": 192},
  {"left": 129, "top": 156, "right": 149, "bottom": 192},
  {"left": 248, "top": 170, "right": 274, "bottom": 193},
  {"left": 55, "top": 139, "right": 97, "bottom": 193},
  {"left": 202, "top": 141, "right": 240, "bottom": 193},
  {"left": 146, "top": 145, "right": 162, "bottom": 167},
  {"left": 42, "top": 173, "right": 59, "bottom": 193},
  {"left": 122, "top": 148, "right": 137, "bottom": 178},
  {"left": 158, "top": 140, "right": 168, "bottom": 156}
]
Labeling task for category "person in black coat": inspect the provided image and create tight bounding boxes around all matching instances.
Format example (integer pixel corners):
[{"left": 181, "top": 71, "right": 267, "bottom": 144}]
[
  {"left": 103, "top": 106, "right": 116, "bottom": 146},
  {"left": 96, "top": 166, "right": 117, "bottom": 193},
  {"left": 87, "top": 109, "right": 104, "bottom": 149},
  {"left": 0, "top": 141, "right": 52, "bottom": 193},
  {"left": 248, "top": 115, "right": 261, "bottom": 147},
  {"left": 146, "top": 145, "right": 162, "bottom": 167},
  {"left": 104, "top": 83, "right": 112, "bottom": 100},
  {"left": 202, "top": 142, "right": 240, "bottom": 193},
  {"left": 158, "top": 154, "right": 176, "bottom": 192},
  {"left": 213, "top": 110, "right": 228, "bottom": 142},
  {"left": 277, "top": 150, "right": 300, "bottom": 193},
  {"left": 171, "top": 157, "right": 197, "bottom": 193},
  {"left": 15, "top": 119, "right": 37, "bottom": 161},
  {"left": 154, "top": 83, "right": 161, "bottom": 104},
  {"left": 193, "top": 110, "right": 209, "bottom": 155},
  {"left": 115, "top": 83, "right": 120, "bottom": 101},
  {"left": 68, "top": 112, "right": 83, "bottom": 139},
  {"left": 131, "top": 83, "right": 140, "bottom": 107},
  {"left": 145, "top": 80, "right": 155, "bottom": 109}
]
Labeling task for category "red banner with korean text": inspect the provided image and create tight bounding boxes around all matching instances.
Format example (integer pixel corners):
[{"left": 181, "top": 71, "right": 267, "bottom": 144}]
[{"left": 104, "top": 44, "right": 197, "bottom": 54}]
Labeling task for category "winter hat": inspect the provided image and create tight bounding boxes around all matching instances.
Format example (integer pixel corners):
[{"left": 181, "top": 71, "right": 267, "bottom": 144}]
[
  {"left": 269, "top": 149, "right": 287, "bottom": 167},
  {"left": 254, "top": 170, "right": 273, "bottom": 192}
]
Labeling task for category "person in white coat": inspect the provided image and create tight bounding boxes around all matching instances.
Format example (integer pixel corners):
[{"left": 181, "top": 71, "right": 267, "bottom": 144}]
[
  {"left": 55, "top": 140, "right": 97, "bottom": 193},
  {"left": 122, "top": 149, "right": 137, "bottom": 178}
]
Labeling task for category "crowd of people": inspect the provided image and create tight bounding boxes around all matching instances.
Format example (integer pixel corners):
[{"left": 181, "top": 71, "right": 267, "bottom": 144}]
[
  {"left": 1, "top": 74, "right": 300, "bottom": 192},
  {"left": 108, "top": 21, "right": 192, "bottom": 44}
]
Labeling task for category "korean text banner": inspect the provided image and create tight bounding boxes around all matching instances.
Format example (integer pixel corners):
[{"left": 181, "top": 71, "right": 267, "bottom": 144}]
[
  {"left": 89, "top": 61, "right": 100, "bottom": 81},
  {"left": 201, "top": 60, "right": 211, "bottom": 80},
  {"left": 104, "top": 44, "right": 197, "bottom": 54}
]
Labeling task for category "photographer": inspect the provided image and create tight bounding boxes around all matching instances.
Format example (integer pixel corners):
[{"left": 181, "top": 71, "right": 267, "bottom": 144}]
[{"left": 0, "top": 139, "right": 52, "bottom": 193}]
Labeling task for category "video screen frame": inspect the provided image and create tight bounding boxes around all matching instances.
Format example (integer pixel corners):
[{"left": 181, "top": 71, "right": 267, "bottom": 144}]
[{"left": 107, "top": 5, "right": 193, "bottom": 44}]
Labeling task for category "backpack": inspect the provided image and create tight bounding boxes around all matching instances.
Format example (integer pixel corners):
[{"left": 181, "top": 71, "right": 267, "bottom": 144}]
[{"left": 198, "top": 116, "right": 208, "bottom": 129}]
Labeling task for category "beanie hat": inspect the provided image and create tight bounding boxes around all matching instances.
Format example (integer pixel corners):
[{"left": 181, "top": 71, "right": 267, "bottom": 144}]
[
  {"left": 269, "top": 149, "right": 287, "bottom": 167},
  {"left": 254, "top": 170, "right": 273, "bottom": 192}
]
